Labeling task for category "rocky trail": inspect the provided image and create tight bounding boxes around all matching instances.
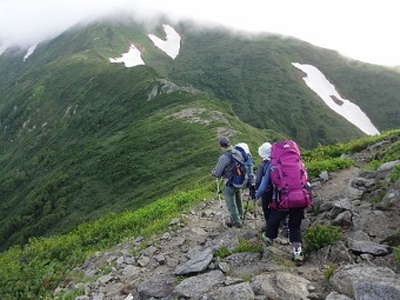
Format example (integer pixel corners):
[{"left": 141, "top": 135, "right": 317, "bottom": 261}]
[{"left": 57, "top": 143, "right": 400, "bottom": 300}]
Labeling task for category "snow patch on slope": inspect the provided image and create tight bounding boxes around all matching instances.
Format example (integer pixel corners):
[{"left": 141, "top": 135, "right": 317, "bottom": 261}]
[
  {"left": 292, "top": 63, "right": 379, "bottom": 135},
  {"left": 148, "top": 25, "right": 181, "bottom": 59},
  {"left": 23, "top": 44, "right": 37, "bottom": 61},
  {"left": 109, "top": 44, "right": 145, "bottom": 68}
]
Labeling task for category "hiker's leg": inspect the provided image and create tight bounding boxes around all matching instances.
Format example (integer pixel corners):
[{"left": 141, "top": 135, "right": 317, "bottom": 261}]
[
  {"left": 288, "top": 208, "right": 304, "bottom": 243},
  {"left": 266, "top": 209, "right": 288, "bottom": 240},
  {"left": 235, "top": 188, "right": 243, "bottom": 218},
  {"left": 223, "top": 184, "right": 241, "bottom": 225},
  {"left": 261, "top": 191, "right": 273, "bottom": 224}
]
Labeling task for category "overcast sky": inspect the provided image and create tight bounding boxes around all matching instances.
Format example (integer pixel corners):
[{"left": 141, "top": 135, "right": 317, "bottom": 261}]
[{"left": 1, "top": 0, "right": 399, "bottom": 66}]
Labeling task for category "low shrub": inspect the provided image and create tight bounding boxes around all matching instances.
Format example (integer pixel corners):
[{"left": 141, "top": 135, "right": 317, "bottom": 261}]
[
  {"left": 304, "top": 224, "right": 342, "bottom": 253},
  {"left": 323, "top": 264, "right": 338, "bottom": 279}
]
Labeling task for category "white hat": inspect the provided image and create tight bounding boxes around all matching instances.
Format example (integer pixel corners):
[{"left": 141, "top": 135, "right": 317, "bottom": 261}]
[
  {"left": 235, "top": 143, "right": 251, "bottom": 155},
  {"left": 258, "top": 142, "right": 272, "bottom": 160}
]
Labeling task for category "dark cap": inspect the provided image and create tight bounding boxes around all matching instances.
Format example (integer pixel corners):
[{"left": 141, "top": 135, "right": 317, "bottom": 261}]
[{"left": 218, "top": 136, "right": 230, "bottom": 148}]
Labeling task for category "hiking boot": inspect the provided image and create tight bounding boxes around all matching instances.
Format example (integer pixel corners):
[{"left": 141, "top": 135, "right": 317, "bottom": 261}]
[
  {"left": 261, "top": 232, "right": 273, "bottom": 246},
  {"left": 292, "top": 247, "right": 304, "bottom": 265}
]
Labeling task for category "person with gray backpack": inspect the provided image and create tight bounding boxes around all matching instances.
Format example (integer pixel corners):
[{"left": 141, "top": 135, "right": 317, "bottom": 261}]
[{"left": 212, "top": 136, "right": 255, "bottom": 227}]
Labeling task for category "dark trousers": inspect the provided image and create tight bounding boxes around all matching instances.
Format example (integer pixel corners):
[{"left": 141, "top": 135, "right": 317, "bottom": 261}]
[
  {"left": 261, "top": 191, "right": 273, "bottom": 223},
  {"left": 266, "top": 208, "right": 304, "bottom": 243}
]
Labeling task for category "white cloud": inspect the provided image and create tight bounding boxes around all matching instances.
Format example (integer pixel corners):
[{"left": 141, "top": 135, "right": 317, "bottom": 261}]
[{"left": 0, "top": 0, "right": 399, "bottom": 66}]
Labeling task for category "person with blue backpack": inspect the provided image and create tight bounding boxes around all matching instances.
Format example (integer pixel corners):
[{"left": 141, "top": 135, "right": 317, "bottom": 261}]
[
  {"left": 256, "top": 140, "right": 312, "bottom": 263},
  {"left": 212, "top": 136, "right": 255, "bottom": 228}
]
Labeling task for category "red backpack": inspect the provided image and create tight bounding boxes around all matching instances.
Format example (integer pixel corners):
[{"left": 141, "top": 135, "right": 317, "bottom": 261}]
[{"left": 270, "top": 140, "right": 312, "bottom": 209}]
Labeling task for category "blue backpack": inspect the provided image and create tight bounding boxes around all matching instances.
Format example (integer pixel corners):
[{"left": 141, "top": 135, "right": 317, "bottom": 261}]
[{"left": 230, "top": 146, "right": 252, "bottom": 188}]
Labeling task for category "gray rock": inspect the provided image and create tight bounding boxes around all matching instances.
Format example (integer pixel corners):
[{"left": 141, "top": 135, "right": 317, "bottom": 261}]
[
  {"left": 208, "top": 282, "right": 255, "bottom": 300},
  {"left": 161, "top": 232, "right": 171, "bottom": 240},
  {"left": 169, "top": 218, "right": 180, "bottom": 226},
  {"left": 330, "top": 264, "right": 400, "bottom": 299},
  {"left": 224, "top": 276, "right": 244, "bottom": 286},
  {"left": 329, "top": 199, "right": 353, "bottom": 218},
  {"left": 76, "top": 296, "right": 90, "bottom": 300},
  {"left": 154, "top": 254, "right": 166, "bottom": 265},
  {"left": 137, "top": 256, "right": 150, "bottom": 267},
  {"left": 175, "top": 248, "right": 213, "bottom": 275},
  {"left": 346, "top": 230, "right": 370, "bottom": 241},
  {"left": 121, "top": 265, "right": 141, "bottom": 279},
  {"left": 97, "top": 274, "right": 113, "bottom": 285},
  {"left": 251, "top": 272, "right": 310, "bottom": 299},
  {"left": 350, "top": 240, "right": 391, "bottom": 256},
  {"left": 368, "top": 140, "right": 390, "bottom": 152},
  {"left": 92, "top": 292, "right": 105, "bottom": 300},
  {"left": 320, "top": 201, "right": 335, "bottom": 213},
  {"left": 333, "top": 198, "right": 353, "bottom": 211},
  {"left": 142, "top": 246, "right": 157, "bottom": 257},
  {"left": 377, "top": 160, "right": 400, "bottom": 172},
  {"left": 137, "top": 274, "right": 176, "bottom": 299},
  {"left": 325, "top": 291, "right": 352, "bottom": 300},
  {"left": 218, "top": 262, "right": 231, "bottom": 273},
  {"left": 316, "top": 241, "right": 355, "bottom": 265},
  {"left": 319, "top": 171, "right": 329, "bottom": 182},
  {"left": 359, "top": 170, "right": 379, "bottom": 179},
  {"left": 225, "top": 252, "right": 261, "bottom": 267},
  {"left": 351, "top": 177, "right": 375, "bottom": 190},
  {"left": 332, "top": 211, "right": 352, "bottom": 227},
  {"left": 173, "top": 270, "right": 225, "bottom": 298}
]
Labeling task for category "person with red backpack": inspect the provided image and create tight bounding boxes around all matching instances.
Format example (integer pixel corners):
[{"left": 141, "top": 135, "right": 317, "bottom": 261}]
[{"left": 255, "top": 140, "right": 312, "bottom": 263}]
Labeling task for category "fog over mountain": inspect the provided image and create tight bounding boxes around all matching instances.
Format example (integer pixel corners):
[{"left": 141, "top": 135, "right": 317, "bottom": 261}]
[{"left": 1, "top": 0, "right": 399, "bottom": 66}]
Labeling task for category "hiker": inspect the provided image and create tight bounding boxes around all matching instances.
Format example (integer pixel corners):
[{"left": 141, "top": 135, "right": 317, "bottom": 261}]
[
  {"left": 255, "top": 142, "right": 274, "bottom": 225},
  {"left": 255, "top": 142, "right": 289, "bottom": 236},
  {"left": 256, "top": 140, "right": 312, "bottom": 263},
  {"left": 212, "top": 137, "right": 255, "bottom": 227}
]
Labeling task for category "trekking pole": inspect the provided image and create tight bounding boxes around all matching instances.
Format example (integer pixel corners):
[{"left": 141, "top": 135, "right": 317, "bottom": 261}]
[{"left": 216, "top": 178, "right": 223, "bottom": 208}]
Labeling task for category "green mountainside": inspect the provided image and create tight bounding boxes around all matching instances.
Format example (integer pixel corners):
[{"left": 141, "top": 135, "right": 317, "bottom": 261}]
[
  {"left": 0, "top": 17, "right": 399, "bottom": 251},
  {"left": 0, "top": 30, "right": 281, "bottom": 250},
  {"left": 166, "top": 23, "right": 400, "bottom": 141}
]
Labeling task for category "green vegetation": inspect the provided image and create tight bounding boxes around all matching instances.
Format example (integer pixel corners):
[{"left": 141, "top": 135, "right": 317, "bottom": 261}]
[
  {"left": 168, "top": 27, "right": 367, "bottom": 147},
  {"left": 390, "top": 166, "right": 400, "bottom": 181},
  {"left": 0, "top": 186, "right": 212, "bottom": 299},
  {"left": 323, "top": 264, "right": 338, "bottom": 279},
  {"left": 394, "top": 248, "right": 400, "bottom": 265},
  {"left": 304, "top": 224, "right": 342, "bottom": 253},
  {"left": 302, "top": 129, "right": 400, "bottom": 178},
  {"left": 0, "top": 48, "right": 279, "bottom": 250},
  {"left": 215, "top": 237, "right": 263, "bottom": 259}
]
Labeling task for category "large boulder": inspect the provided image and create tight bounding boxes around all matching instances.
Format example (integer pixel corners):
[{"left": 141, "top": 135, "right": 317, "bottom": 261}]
[
  {"left": 349, "top": 240, "right": 391, "bottom": 256},
  {"left": 377, "top": 160, "right": 400, "bottom": 172},
  {"left": 173, "top": 270, "right": 225, "bottom": 299},
  {"left": 174, "top": 247, "right": 213, "bottom": 275},
  {"left": 330, "top": 264, "right": 400, "bottom": 299},
  {"left": 137, "top": 274, "right": 176, "bottom": 299},
  {"left": 207, "top": 282, "right": 255, "bottom": 300},
  {"left": 251, "top": 272, "right": 311, "bottom": 299}
]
